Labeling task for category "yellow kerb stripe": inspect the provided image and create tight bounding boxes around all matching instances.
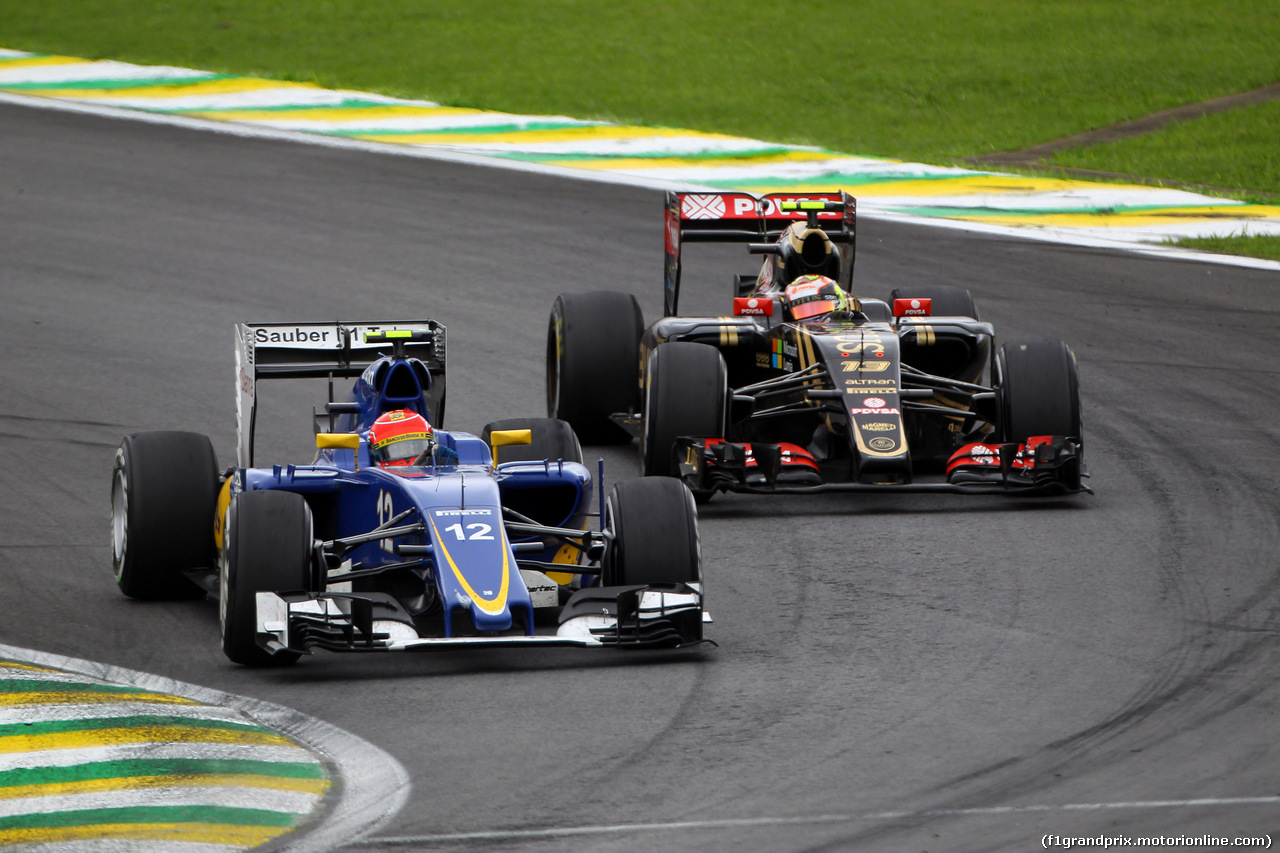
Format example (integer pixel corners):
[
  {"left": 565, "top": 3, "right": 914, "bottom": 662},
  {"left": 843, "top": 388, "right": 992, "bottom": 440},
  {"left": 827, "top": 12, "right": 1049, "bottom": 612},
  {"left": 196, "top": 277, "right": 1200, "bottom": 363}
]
[
  {"left": 352, "top": 125, "right": 739, "bottom": 146},
  {"left": 0, "top": 691, "right": 199, "bottom": 707},
  {"left": 0, "top": 773, "right": 329, "bottom": 801},
  {"left": 0, "top": 55, "right": 88, "bottom": 71},
  {"left": 184, "top": 105, "right": 485, "bottom": 122},
  {"left": 0, "top": 823, "right": 282, "bottom": 847},
  {"left": 34, "top": 78, "right": 318, "bottom": 99},
  {"left": 0, "top": 726, "right": 297, "bottom": 754}
]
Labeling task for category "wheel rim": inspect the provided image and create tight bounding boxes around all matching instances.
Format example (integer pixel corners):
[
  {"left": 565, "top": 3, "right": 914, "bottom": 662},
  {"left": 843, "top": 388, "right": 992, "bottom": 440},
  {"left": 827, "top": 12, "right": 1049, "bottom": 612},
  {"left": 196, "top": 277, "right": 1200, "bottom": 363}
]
[{"left": 110, "top": 463, "right": 128, "bottom": 576}]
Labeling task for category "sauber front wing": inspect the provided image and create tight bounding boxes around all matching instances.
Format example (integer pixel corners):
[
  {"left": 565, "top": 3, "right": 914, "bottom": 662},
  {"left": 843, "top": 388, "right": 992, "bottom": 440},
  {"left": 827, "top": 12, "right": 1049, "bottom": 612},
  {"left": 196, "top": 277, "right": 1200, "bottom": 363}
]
[{"left": 254, "top": 584, "right": 712, "bottom": 654}]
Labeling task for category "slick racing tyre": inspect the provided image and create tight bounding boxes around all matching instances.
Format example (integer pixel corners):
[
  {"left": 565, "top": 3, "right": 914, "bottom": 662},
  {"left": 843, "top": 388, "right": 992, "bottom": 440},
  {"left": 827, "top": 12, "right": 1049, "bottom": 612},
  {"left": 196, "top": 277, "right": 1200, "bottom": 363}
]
[
  {"left": 547, "top": 291, "right": 643, "bottom": 445},
  {"left": 112, "top": 431, "right": 218, "bottom": 600},
  {"left": 889, "top": 284, "right": 979, "bottom": 320},
  {"left": 220, "top": 490, "right": 315, "bottom": 667},
  {"left": 481, "top": 417, "right": 583, "bottom": 465},
  {"left": 640, "top": 342, "right": 728, "bottom": 477},
  {"left": 602, "top": 477, "right": 701, "bottom": 588},
  {"left": 997, "top": 338, "right": 1082, "bottom": 443}
]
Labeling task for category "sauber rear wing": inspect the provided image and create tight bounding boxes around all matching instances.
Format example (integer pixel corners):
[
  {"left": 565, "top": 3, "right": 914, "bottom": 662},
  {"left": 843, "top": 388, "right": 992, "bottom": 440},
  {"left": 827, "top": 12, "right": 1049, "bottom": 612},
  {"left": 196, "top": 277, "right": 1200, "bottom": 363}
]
[
  {"left": 234, "top": 320, "right": 445, "bottom": 467},
  {"left": 662, "top": 190, "right": 856, "bottom": 316}
]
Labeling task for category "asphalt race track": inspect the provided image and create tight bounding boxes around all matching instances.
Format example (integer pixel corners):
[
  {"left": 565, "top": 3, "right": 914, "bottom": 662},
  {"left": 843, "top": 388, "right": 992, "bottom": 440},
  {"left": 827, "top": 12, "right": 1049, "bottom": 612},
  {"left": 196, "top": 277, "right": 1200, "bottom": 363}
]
[{"left": 2, "top": 99, "right": 1279, "bottom": 852}]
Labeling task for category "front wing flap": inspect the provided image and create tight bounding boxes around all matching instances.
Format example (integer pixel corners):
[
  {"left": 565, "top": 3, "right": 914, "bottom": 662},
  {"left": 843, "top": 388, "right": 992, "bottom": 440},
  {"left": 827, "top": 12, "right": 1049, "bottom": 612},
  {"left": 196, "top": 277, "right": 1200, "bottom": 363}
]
[
  {"left": 255, "top": 584, "right": 711, "bottom": 654},
  {"left": 675, "top": 435, "right": 1090, "bottom": 495}
]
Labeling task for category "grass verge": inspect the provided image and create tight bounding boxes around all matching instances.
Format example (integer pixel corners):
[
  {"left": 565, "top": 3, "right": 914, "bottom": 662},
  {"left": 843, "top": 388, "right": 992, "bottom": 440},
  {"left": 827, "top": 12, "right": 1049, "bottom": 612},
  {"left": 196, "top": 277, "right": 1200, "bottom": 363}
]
[{"left": 2, "top": 0, "right": 1277, "bottom": 259}]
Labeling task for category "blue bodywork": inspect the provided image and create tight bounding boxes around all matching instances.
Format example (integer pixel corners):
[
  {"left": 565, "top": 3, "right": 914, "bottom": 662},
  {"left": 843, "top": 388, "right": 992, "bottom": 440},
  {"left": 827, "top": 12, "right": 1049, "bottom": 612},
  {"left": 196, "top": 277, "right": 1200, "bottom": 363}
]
[{"left": 228, "top": 322, "right": 593, "bottom": 641}]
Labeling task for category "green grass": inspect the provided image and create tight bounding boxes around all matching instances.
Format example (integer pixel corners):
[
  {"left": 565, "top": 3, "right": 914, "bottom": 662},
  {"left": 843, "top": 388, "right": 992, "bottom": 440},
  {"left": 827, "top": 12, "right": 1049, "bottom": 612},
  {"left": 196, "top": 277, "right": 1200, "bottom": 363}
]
[
  {"left": 1173, "top": 234, "right": 1280, "bottom": 262},
  {"left": 1048, "top": 100, "right": 1280, "bottom": 198},
  {"left": 3, "top": 0, "right": 1278, "bottom": 259}
]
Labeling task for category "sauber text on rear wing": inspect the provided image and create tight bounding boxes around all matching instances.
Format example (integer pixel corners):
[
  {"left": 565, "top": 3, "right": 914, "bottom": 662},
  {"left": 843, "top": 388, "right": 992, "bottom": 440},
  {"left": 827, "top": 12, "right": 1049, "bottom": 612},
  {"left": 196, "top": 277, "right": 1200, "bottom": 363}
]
[
  {"left": 234, "top": 320, "right": 445, "bottom": 466},
  {"left": 663, "top": 190, "right": 856, "bottom": 316}
]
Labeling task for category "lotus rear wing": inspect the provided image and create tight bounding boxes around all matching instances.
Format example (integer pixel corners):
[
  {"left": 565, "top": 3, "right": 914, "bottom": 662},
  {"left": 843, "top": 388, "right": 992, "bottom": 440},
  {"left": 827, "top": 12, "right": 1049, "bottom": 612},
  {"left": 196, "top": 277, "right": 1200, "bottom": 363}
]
[
  {"left": 234, "top": 320, "right": 446, "bottom": 467},
  {"left": 662, "top": 190, "right": 856, "bottom": 316}
]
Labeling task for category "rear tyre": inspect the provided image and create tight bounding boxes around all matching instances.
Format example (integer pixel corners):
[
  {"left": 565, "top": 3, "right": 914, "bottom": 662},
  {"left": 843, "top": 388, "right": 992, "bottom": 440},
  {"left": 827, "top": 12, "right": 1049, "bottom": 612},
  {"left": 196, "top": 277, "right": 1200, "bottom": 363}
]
[
  {"left": 602, "top": 477, "right": 701, "bottom": 587},
  {"left": 889, "top": 284, "right": 978, "bottom": 319},
  {"left": 220, "top": 491, "right": 314, "bottom": 667},
  {"left": 112, "top": 431, "right": 217, "bottom": 600},
  {"left": 481, "top": 417, "right": 583, "bottom": 465},
  {"left": 547, "top": 291, "right": 643, "bottom": 444},
  {"left": 640, "top": 342, "right": 728, "bottom": 477},
  {"left": 997, "top": 338, "right": 1082, "bottom": 443}
]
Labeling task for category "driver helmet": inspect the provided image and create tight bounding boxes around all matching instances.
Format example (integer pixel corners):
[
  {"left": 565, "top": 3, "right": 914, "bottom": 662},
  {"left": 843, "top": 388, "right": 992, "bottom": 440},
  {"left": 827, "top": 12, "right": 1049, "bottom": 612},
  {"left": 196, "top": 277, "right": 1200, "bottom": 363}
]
[
  {"left": 369, "top": 410, "right": 435, "bottom": 467},
  {"left": 783, "top": 275, "right": 851, "bottom": 321}
]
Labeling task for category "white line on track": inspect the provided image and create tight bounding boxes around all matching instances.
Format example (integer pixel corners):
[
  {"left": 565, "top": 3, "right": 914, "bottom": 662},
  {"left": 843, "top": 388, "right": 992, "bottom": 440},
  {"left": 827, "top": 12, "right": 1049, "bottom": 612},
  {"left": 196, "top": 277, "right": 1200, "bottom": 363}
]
[
  {"left": 356, "top": 796, "right": 1280, "bottom": 846},
  {"left": 2, "top": 90, "right": 1277, "bottom": 274}
]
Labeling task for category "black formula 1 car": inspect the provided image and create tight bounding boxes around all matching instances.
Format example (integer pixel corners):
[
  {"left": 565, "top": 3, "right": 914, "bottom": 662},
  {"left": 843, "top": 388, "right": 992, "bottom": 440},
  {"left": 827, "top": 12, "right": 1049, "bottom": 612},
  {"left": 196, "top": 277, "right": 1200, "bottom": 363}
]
[
  {"left": 111, "top": 320, "right": 709, "bottom": 666},
  {"left": 547, "top": 191, "right": 1088, "bottom": 497}
]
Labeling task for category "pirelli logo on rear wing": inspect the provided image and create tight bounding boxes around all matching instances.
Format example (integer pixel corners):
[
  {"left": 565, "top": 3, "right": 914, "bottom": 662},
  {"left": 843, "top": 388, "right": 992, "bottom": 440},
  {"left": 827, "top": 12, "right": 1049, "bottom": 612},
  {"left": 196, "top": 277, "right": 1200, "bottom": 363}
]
[
  {"left": 663, "top": 190, "right": 856, "bottom": 317},
  {"left": 234, "top": 320, "right": 446, "bottom": 466}
]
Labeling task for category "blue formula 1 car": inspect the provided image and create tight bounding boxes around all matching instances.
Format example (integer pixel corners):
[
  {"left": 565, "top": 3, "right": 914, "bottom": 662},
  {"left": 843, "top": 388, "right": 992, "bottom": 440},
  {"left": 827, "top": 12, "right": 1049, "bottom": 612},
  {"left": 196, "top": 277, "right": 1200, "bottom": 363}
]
[{"left": 110, "top": 320, "right": 709, "bottom": 667}]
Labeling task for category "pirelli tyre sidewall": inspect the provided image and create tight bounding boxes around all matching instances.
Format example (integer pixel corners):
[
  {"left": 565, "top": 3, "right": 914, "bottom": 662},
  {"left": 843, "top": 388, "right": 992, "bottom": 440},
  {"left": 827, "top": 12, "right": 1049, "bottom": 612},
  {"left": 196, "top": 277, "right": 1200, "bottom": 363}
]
[
  {"left": 603, "top": 477, "right": 701, "bottom": 588},
  {"left": 547, "top": 291, "right": 643, "bottom": 444},
  {"left": 220, "top": 490, "right": 314, "bottom": 667},
  {"left": 997, "top": 338, "right": 1082, "bottom": 444},
  {"left": 112, "top": 431, "right": 218, "bottom": 600},
  {"left": 640, "top": 342, "right": 728, "bottom": 478}
]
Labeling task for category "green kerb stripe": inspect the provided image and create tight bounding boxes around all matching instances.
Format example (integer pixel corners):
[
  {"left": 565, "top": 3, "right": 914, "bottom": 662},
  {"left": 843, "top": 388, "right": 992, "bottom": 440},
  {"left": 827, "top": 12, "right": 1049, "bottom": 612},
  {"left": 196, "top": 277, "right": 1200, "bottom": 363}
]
[
  {"left": 331, "top": 120, "right": 601, "bottom": 137},
  {"left": 0, "top": 75, "right": 223, "bottom": 91},
  {"left": 489, "top": 147, "right": 801, "bottom": 162},
  {"left": 0, "top": 758, "right": 323, "bottom": 789},
  {"left": 0, "top": 716, "right": 278, "bottom": 739},
  {"left": 166, "top": 98, "right": 402, "bottom": 112},
  {"left": 0, "top": 804, "right": 299, "bottom": 830},
  {"left": 0, "top": 679, "right": 169, "bottom": 697}
]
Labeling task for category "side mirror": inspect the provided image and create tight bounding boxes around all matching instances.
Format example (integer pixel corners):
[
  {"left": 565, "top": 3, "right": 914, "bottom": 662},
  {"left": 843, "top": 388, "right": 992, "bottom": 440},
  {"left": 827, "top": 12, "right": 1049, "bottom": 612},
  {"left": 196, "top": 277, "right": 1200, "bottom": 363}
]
[
  {"left": 489, "top": 429, "right": 532, "bottom": 466},
  {"left": 317, "top": 432, "right": 362, "bottom": 470},
  {"left": 316, "top": 433, "right": 361, "bottom": 450}
]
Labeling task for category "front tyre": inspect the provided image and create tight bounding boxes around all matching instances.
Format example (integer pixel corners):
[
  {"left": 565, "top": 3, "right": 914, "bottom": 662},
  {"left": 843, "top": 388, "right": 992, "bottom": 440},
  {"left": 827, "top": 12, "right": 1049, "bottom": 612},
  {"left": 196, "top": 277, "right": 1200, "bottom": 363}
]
[
  {"left": 112, "top": 431, "right": 217, "bottom": 600},
  {"left": 547, "top": 291, "right": 643, "bottom": 444},
  {"left": 640, "top": 342, "right": 728, "bottom": 478},
  {"left": 603, "top": 477, "right": 701, "bottom": 588},
  {"left": 997, "top": 338, "right": 1082, "bottom": 443},
  {"left": 220, "top": 491, "right": 315, "bottom": 667}
]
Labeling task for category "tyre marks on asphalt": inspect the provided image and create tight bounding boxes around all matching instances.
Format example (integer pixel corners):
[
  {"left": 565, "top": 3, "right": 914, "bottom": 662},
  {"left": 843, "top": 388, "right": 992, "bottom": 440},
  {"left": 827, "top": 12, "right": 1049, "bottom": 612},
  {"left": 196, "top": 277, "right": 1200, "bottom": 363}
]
[{"left": 1, "top": 47, "right": 1278, "bottom": 251}]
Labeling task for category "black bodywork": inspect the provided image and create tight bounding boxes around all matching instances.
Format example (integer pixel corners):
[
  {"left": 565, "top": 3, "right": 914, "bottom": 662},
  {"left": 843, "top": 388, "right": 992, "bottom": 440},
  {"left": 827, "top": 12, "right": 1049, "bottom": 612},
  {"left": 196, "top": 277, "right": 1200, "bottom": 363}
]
[{"left": 549, "top": 191, "right": 1088, "bottom": 497}]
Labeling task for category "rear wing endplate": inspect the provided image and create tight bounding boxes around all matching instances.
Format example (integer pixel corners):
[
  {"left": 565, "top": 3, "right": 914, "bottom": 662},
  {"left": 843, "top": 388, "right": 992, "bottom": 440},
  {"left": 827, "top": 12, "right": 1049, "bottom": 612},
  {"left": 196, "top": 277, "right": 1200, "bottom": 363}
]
[
  {"left": 234, "top": 320, "right": 445, "bottom": 467},
  {"left": 663, "top": 190, "right": 856, "bottom": 316}
]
